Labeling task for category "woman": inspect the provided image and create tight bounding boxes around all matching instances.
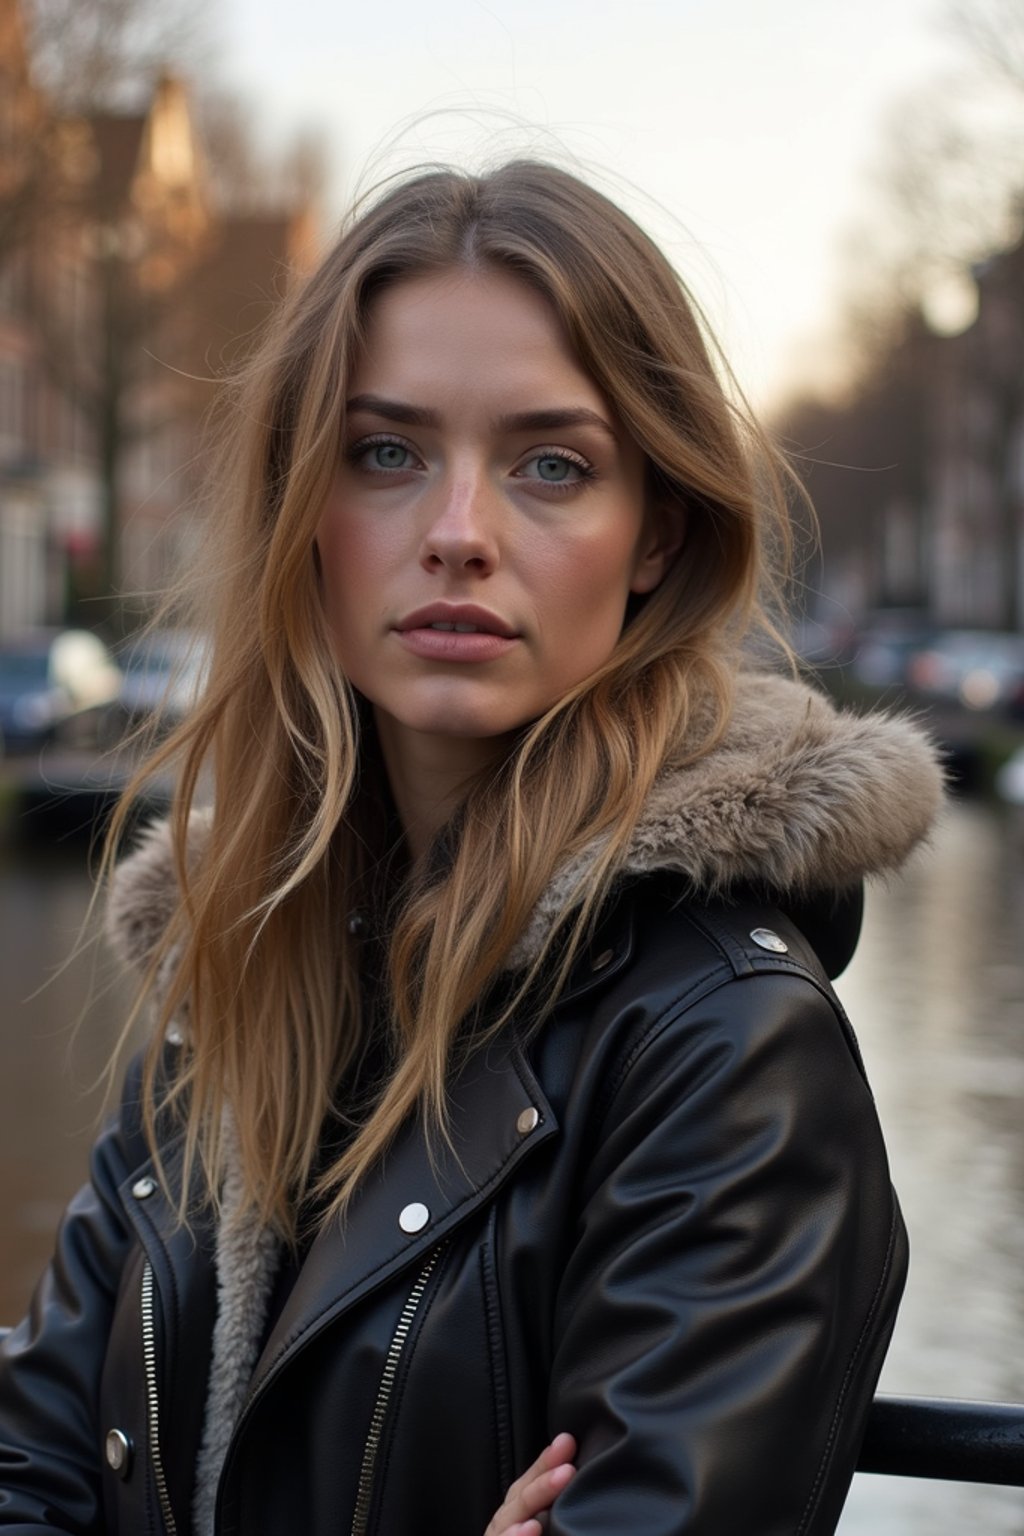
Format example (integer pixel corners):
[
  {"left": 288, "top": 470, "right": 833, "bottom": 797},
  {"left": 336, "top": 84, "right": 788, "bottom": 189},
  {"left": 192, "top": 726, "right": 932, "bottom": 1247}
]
[{"left": 0, "top": 161, "right": 943, "bottom": 1536}]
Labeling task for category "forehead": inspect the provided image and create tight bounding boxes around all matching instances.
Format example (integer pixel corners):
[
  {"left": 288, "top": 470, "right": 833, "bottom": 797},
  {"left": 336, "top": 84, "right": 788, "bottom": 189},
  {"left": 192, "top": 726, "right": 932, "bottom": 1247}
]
[{"left": 351, "top": 266, "right": 608, "bottom": 410}]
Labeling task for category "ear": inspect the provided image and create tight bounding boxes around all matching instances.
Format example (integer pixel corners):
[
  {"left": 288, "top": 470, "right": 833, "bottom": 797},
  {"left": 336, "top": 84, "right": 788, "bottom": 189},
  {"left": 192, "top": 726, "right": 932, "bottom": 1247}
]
[{"left": 629, "top": 502, "right": 686, "bottom": 595}]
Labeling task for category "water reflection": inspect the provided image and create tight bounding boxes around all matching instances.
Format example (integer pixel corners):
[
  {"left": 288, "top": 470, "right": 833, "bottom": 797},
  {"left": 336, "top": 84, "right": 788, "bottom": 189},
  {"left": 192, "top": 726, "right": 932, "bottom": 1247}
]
[
  {"left": 837, "top": 801, "right": 1024, "bottom": 1532},
  {"left": 0, "top": 821, "right": 139, "bottom": 1319},
  {"left": 1, "top": 802, "right": 1023, "bottom": 1527}
]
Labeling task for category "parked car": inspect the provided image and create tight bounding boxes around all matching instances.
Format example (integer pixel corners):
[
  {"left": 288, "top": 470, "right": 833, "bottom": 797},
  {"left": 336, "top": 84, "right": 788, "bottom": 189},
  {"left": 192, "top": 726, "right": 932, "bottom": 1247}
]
[
  {"left": 906, "top": 630, "right": 1024, "bottom": 716},
  {"left": 0, "top": 629, "right": 123, "bottom": 754},
  {"left": 849, "top": 613, "right": 937, "bottom": 690},
  {"left": 114, "top": 628, "right": 208, "bottom": 737}
]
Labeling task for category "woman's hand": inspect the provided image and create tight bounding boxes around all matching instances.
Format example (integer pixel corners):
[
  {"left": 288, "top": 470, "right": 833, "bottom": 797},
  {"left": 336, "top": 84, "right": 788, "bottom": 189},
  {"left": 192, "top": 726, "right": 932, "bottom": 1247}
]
[{"left": 484, "top": 1432, "right": 577, "bottom": 1535}]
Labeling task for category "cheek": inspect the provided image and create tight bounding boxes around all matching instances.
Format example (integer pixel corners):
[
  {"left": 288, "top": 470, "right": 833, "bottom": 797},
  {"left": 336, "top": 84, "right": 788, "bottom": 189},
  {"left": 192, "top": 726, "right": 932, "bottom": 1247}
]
[
  {"left": 317, "top": 505, "right": 396, "bottom": 624},
  {"left": 536, "top": 524, "right": 640, "bottom": 632}
]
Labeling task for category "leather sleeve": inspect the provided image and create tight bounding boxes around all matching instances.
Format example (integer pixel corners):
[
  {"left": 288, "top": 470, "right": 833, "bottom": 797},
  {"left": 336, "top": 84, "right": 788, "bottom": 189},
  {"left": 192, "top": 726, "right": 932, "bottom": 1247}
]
[
  {"left": 0, "top": 1058, "right": 147, "bottom": 1532},
  {"left": 547, "top": 969, "right": 908, "bottom": 1536}
]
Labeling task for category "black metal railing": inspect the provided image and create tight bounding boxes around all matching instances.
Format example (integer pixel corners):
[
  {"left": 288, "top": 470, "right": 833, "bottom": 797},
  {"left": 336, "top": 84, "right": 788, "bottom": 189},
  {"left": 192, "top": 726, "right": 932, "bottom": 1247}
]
[{"left": 858, "top": 1395, "right": 1024, "bottom": 1486}]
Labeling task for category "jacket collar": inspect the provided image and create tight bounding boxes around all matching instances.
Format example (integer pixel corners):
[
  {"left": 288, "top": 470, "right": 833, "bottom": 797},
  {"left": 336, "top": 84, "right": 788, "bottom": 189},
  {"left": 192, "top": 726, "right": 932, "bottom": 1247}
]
[
  {"left": 107, "top": 670, "right": 945, "bottom": 985},
  {"left": 509, "top": 670, "right": 945, "bottom": 966}
]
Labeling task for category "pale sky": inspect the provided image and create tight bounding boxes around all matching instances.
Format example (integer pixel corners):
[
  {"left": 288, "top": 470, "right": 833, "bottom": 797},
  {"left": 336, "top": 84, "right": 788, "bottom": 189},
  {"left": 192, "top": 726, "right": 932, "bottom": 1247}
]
[{"left": 212, "top": 0, "right": 959, "bottom": 408}]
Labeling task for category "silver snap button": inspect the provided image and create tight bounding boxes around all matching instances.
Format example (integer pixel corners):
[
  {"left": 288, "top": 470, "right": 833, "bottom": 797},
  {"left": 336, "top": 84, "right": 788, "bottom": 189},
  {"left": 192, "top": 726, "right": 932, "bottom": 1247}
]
[
  {"left": 516, "top": 1107, "right": 540, "bottom": 1135},
  {"left": 131, "top": 1176, "right": 157, "bottom": 1200},
  {"left": 750, "top": 928, "right": 788, "bottom": 954},
  {"left": 398, "top": 1201, "right": 430, "bottom": 1234},
  {"left": 591, "top": 947, "right": 614, "bottom": 972},
  {"left": 105, "top": 1427, "right": 132, "bottom": 1477}
]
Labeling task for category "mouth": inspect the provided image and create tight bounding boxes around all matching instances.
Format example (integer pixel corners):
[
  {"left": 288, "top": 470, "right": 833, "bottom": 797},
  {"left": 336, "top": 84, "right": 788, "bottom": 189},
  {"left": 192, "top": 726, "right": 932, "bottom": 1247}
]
[
  {"left": 395, "top": 604, "right": 519, "bottom": 639},
  {"left": 421, "top": 620, "right": 488, "bottom": 633},
  {"left": 394, "top": 604, "right": 521, "bottom": 663}
]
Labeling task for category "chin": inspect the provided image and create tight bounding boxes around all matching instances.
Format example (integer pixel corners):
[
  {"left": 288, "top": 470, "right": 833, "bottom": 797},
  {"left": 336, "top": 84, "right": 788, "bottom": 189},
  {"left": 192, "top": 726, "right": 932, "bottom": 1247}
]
[
  {"left": 376, "top": 684, "right": 537, "bottom": 744},
  {"left": 402, "top": 707, "right": 522, "bottom": 741}
]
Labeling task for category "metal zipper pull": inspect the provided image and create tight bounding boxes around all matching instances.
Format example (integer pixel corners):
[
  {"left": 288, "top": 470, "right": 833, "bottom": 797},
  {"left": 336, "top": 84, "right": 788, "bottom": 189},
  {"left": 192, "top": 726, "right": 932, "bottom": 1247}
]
[
  {"left": 141, "top": 1259, "right": 179, "bottom": 1536},
  {"left": 350, "top": 1243, "right": 446, "bottom": 1536}
]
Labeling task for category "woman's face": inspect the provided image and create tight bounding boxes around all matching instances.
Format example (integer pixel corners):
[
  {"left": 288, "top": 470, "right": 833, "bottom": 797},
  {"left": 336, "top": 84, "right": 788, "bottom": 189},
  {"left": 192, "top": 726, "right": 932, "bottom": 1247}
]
[{"left": 317, "top": 266, "right": 677, "bottom": 752}]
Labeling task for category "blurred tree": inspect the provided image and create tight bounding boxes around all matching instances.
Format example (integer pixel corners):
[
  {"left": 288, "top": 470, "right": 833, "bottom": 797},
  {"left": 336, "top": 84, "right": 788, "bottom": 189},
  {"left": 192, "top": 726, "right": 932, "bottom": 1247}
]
[
  {"left": 778, "top": 0, "right": 1024, "bottom": 630},
  {"left": 777, "top": 312, "right": 939, "bottom": 620},
  {"left": 834, "top": 0, "right": 1024, "bottom": 381},
  {"left": 198, "top": 93, "right": 329, "bottom": 214},
  {"left": 0, "top": 0, "right": 212, "bottom": 630},
  {"left": 24, "top": 0, "right": 205, "bottom": 112},
  {"left": 197, "top": 92, "right": 266, "bottom": 212},
  {"left": 4, "top": 0, "right": 328, "bottom": 631},
  {"left": 1, "top": 0, "right": 205, "bottom": 258},
  {"left": 0, "top": 0, "right": 64, "bottom": 258},
  {"left": 946, "top": 0, "right": 1024, "bottom": 94},
  {"left": 27, "top": 74, "right": 213, "bottom": 629}
]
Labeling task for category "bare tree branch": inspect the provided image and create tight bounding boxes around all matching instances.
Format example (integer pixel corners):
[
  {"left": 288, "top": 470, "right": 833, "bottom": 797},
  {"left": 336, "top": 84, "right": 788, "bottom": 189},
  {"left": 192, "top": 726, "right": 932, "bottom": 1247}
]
[
  {"left": 24, "top": 0, "right": 208, "bottom": 111},
  {"left": 945, "top": 0, "right": 1024, "bottom": 97}
]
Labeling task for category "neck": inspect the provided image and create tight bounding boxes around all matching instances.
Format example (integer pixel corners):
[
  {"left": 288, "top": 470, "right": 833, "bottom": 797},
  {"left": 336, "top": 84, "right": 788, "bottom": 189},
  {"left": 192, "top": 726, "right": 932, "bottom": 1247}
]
[{"left": 373, "top": 710, "right": 511, "bottom": 862}]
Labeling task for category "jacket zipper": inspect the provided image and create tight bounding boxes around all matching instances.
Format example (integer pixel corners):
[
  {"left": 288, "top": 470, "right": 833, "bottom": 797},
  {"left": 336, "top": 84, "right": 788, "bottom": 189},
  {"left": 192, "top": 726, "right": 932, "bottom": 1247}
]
[
  {"left": 141, "top": 1259, "right": 178, "bottom": 1536},
  {"left": 349, "top": 1243, "right": 446, "bottom": 1536}
]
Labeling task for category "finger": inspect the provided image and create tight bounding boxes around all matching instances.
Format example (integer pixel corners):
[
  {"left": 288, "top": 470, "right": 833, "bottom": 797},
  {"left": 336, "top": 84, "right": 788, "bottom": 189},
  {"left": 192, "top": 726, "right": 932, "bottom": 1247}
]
[
  {"left": 524, "top": 1461, "right": 575, "bottom": 1514},
  {"left": 490, "top": 1460, "right": 576, "bottom": 1535},
  {"left": 544, "top": 1432, "right": 577, "bottom": 1466},
  {"left": 503, "top": 1434, "right": 577, "bottom": 1504},
  {"left": 503, "top": 1461, "right": 574, "bottom": 1529}
]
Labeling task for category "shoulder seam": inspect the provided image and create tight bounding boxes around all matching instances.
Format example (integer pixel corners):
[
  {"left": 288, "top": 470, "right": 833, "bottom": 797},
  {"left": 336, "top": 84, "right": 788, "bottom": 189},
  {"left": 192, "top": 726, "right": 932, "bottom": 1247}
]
[
  {"left": 595, "top": 963, "right": 866, "bottom": 1131},
  {"left": 592, "top": 961, "right": 739, "bottom": 1126}
]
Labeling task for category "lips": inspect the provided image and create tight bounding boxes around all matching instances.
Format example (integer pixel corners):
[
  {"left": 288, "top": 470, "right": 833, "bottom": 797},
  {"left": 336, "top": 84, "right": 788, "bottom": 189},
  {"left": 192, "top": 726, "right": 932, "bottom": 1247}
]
[
  {"left": 395, "top": 603, "right": 519, "bottom": 638},
  {"left": 394, "top": 603, "right": 521, "bottom": 663}
]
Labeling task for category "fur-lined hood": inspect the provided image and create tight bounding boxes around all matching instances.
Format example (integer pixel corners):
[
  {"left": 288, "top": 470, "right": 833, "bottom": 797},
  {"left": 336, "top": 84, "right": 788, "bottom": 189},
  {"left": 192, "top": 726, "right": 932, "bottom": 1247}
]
[
  {"left": 104, "top": 670, "right": 944, "bottom": 1536},
  {"left": 107, "top": 670, "right": 945, "bottom": 981}
]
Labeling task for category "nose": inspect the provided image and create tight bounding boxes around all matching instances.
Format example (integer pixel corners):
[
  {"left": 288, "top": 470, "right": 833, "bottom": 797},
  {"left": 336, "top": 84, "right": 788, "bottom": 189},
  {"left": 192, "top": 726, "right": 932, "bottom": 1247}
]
[{"left": 418, "top": 471, "right": 500, "bottom": 577}]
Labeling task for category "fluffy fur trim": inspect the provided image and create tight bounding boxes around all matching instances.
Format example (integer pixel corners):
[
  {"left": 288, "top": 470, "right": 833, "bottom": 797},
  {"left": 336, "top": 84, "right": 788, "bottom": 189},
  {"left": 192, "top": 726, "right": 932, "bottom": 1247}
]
[
  {"left": 510, "top": 672, "right": 945, "bottom": 962},
  {"left": 104, "top": 809, "right": 209, "bottom": 1033},
  {"left": 107, "top": 674, "right": 945, "bottom": 981},
  {"left": 191, "top": 1109, "right": 281, "bottom": 1536}
]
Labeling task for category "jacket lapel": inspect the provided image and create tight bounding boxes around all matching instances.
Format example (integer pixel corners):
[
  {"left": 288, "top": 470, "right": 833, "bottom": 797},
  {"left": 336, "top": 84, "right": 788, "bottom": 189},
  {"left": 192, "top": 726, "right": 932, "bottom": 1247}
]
[
  {"left": 251, "top": 907, "right": 633, "bottom": 1392},
  {"left": 247, "top": 1033, "right": 557, "bottom": 1399}
]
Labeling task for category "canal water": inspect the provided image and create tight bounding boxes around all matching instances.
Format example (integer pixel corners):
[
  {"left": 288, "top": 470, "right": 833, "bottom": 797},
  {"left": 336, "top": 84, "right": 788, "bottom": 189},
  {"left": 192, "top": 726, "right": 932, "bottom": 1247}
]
[{"left": 1, "top": 798, "right": 1023, "bottom": 1530}]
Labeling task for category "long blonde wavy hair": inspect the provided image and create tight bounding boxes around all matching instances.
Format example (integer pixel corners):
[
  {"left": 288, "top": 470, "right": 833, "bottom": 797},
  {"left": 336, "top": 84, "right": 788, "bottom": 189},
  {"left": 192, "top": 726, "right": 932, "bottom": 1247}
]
[{"left": 106, "top": 160, "right": 797, "bottom": 1242}]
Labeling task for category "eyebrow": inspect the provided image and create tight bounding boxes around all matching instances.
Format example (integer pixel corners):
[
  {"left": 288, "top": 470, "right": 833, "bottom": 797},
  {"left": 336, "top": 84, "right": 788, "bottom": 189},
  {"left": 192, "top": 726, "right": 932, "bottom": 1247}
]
[{"left": 345, "top": 394, "right": 619, "bottom": 442}]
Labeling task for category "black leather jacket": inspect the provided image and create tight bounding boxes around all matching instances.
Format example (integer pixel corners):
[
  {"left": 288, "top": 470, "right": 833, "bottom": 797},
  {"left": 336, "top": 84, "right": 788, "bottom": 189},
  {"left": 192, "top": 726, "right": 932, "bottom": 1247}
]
[{"left": 0, "top": 877, "right": 907, "bottom": 1536}]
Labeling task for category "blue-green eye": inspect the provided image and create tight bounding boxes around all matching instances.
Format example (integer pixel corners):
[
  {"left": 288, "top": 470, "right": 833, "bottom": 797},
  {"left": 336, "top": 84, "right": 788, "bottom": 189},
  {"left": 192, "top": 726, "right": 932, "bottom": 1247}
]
[
  {"left": 520, "top": 452, "right": 591, "bottom": 485},
  {"left": 347, "top": 436, "right": 419, "bottom": 473},
  {"left": 535, "top": 455, "right": 572, "bottom": 482},
  {"left": 369, "top": 442, "right": 411, "bottom": 470}
]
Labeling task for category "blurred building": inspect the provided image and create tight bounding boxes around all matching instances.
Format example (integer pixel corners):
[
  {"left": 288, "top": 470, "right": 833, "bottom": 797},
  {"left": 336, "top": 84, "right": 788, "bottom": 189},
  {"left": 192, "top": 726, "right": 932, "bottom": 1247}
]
[
  {"left": 779, "top": 237, "right": 1024, "bottom": 635},
  {"left": 0, "top": 0, "right": 53, "bottom": 632},
  {"left": 0, "top": 0, "right": 318, "bottom": 636},
  {"left": 930, "top": 240, "right": 1024, "bottom": 629}
]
